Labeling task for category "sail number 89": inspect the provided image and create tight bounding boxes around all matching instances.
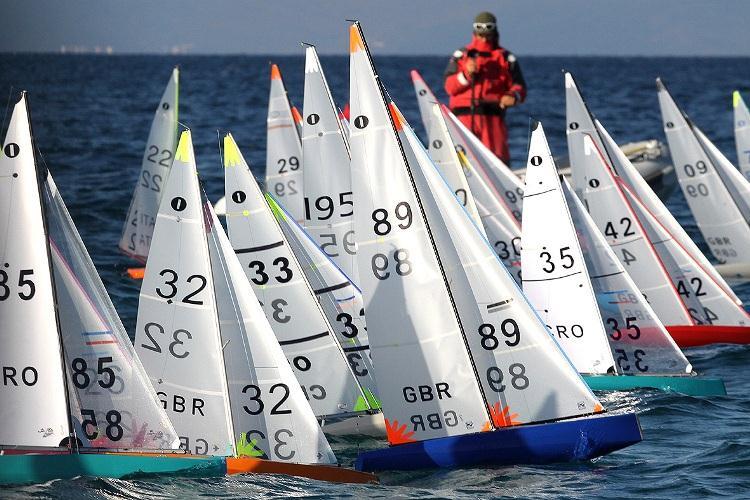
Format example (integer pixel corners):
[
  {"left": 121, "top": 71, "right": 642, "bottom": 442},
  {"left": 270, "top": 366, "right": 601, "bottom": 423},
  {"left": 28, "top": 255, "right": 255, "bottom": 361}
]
[
  {"left": 371, "top": 249, "right": 412, "bottom": 280},
  {"left": 487, "top": 364, "right": 529, "bottom": 392},
  {"left": 371, "top": 202, "right": 412, "bottom": 236}
]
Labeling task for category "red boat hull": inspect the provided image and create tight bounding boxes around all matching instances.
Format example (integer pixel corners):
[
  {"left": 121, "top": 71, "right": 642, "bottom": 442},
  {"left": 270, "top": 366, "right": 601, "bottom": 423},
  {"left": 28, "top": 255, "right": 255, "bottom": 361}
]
[{"left": 666, "top": 325, "right": 750, "bottom": 347}]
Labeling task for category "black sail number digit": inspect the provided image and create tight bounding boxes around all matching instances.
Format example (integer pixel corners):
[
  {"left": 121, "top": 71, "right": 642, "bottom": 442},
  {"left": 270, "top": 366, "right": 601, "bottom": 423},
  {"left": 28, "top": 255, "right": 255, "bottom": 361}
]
[
  {"left": 156, "top": 269, "right": 178, "bottom": 299},
  {"left": 0, "top": 268, "right": 36, "bottom": 301},
  {"left": 371, "top": 202, "right": 412, "bottom": 236}
]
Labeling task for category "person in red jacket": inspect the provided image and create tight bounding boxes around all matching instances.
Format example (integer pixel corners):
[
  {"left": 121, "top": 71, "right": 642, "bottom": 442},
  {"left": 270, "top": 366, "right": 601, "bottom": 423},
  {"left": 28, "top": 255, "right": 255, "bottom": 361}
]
[{"left": 444, "top": 12, "right": 527, "bottom": 164}]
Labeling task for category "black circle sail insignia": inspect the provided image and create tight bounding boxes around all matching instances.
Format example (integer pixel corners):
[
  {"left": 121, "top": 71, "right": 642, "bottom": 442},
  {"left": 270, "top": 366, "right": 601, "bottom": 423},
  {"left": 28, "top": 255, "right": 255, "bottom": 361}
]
[{"left": 171, "top": 197, "right": 187, "bottom": 212}]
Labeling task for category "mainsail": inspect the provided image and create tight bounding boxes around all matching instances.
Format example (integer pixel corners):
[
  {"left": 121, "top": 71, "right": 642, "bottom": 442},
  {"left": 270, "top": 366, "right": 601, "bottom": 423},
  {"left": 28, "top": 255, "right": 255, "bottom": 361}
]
[
  {"left": 265, "top": 64, "right": 304, "bottom": 222},
  {"left": 119, "top": 68, "right": 179, "bottom": 262},
  {"left": 521, "top": 123, "right": 614, "bottom": 375},
  {"left": 350, "top": 23, "right": 490, "bottom": 443},
  {"left": 300, "top": 45, "right": 359, "bottom": 281},
  {"left": 0, "top": 94, "right": 70, "bottom": 447},
  {"left": 734, "top": 91, "right": 750, "bottom": 180},
  {"left": 135, "top": 131, "right": 235, "bottom": 456},
  {"left": 657, "top": 78, "right": 750, "bottom": 265},
  {"left": 224, "top": 134, "right": 369, "bottom": 418}
]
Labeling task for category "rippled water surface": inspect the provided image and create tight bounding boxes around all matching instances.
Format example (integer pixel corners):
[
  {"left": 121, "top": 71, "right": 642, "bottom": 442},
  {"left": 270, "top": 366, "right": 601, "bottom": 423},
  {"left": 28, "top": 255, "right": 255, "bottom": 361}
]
[{"left": 1, "top": 54, "right": 749, "bottom": 498}]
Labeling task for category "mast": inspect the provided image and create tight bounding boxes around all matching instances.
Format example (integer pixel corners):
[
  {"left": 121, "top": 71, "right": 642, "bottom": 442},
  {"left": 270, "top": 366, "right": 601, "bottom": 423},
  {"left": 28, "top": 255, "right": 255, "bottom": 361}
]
[{"left": 352, "top": 22, "right": 492, "bottom": 421}]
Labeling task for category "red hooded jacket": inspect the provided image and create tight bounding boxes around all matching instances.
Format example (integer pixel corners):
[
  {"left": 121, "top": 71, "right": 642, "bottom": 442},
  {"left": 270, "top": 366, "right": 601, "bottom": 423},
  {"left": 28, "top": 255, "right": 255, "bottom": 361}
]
[{"left": 444, "top": 35, "right": 526, "bottom": 163}]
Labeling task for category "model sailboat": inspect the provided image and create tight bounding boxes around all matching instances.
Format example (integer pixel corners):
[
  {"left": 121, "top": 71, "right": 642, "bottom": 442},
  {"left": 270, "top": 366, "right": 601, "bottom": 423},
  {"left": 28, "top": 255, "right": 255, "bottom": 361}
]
[
  {"left": 119, "top": 68, "right": 179, "bottom": 279},
  {"left": 521, "top": 123, "right": 725, "bottom": 395},
  {"left": 222, "top": 134, "right": 381, "bottom": 428},
  {"left": 657, "top": 79, "right": 750, "bottom": 283},
  {"left": 134, "top": 129, "right": 375, "bottom": 483},
  {"left": 1, "top": 93, "right": 226, "bottom": 485},
  {"left": 349, "top": 22, "right": 640, "bottom": 472},
  {"left": 264, "top": 64, "right": 304, "bottom": 221},
  {"left": 566, "top": 73, "right": 750, "bottom": 347}
]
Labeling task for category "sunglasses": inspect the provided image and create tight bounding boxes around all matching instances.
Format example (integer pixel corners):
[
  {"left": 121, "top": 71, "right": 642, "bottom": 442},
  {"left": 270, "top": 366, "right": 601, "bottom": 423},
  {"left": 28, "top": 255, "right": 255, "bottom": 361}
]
[{"left": 473, "top": 22, "right": 496, "bottom": 32}]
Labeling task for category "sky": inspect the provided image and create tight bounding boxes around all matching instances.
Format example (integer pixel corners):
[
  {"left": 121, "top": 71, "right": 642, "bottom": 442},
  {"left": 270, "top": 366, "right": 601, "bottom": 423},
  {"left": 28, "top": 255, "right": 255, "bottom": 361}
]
[{"left": 1, "top": 0, "right": 749, "bottom": 56}]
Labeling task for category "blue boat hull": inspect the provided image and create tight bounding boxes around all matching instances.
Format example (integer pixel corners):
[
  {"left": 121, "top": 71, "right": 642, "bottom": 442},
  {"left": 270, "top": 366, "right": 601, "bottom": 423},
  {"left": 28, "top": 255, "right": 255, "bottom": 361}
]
[{"left": 355, "top": 412, "right": 641, "bottom": 472}]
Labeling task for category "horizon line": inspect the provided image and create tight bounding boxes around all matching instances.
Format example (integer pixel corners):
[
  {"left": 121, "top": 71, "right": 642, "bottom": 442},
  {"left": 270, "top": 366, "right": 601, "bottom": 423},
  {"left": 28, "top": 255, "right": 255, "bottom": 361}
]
[{"left": 1, "top": 50, "right": 749, "bottom": 59}]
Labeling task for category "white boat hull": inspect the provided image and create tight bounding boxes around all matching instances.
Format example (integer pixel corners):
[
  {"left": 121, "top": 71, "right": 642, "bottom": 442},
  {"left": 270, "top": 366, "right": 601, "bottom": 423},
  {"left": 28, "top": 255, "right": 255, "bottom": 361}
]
[{"left": 320, "top": 413, "right": 386, "bottom": 438}]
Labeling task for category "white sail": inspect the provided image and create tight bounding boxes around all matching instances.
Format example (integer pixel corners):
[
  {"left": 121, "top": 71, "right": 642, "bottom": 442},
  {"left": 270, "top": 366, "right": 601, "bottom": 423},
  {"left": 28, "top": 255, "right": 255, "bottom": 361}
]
[
  {"left": 135, "top": 131, "right": 235, "bottom": 456},
  {"left": 521, "top": 123, "right": 614, "bottom": 375},
  {"left": 350, "top": 24, "right": 490, "bottom": 443},
  {"left": 45, "top": 173, "right": 179, "bottom": 449},
  {"left": 564, "top": 72, "right": 741, "bottom": 304},
  {"left": 205, "top": 203, "right": 336, "bottom": 464},
  {"left": 409, "top": 72, "right": 520, "bottom": 278},
  {"left": 398, "top": 109, "right": 602, "bottom": 424},
  {"left": 693, "top": 125, "right": 750, "bottom": 225},
  {"left": 735, "top": 91, "right": 750, "bottom": 180},
  {"left": 224, "top": 133, "right": 367, "bottom": 418},
  {"left": 593, "top": 120, "right": 743, "bottom": 306},
  {"left": 562, "top": 180, "right": 692, "bottom": 375},
  {"left": 424, "top": 104, "right": 484, "bottom": 229},
  {"left": 657, "top": 79, "right": 750, "bottom": 265},
  {"left": 622, "top": 183, "right": 750, "bottom": 327},
  {"left": 265, "top": 64, "right": 304, "bottom": 221},
  {"left": 409, "top": 71, "right": 483, "bottom": 228},
  {"left": 442, "top": 105, "right": 524, "bottom": 223},
  {"left": 410, "top": 69, "right": 438, "bottom": 141},
  {"left": 269, "top": 195, "right": 380, "bottom": 411},
  {"left": 119, "top": 68, "right": 179, "bottom": 262},
  {"left": 573, "top": 134, "right": 693, "bottom": 325},
  {"left": 301, "top": 46, "right": 359, "bottom": 280},
  {"left": 0, "top": 94, "right": 70, "bottom": 447}
]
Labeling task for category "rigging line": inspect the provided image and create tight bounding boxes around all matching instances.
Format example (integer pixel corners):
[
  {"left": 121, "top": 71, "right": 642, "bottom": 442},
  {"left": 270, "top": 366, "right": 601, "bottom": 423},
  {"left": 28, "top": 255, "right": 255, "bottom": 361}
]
[{"left": 1, "top": 85, "right": 14, "bottom": 141}]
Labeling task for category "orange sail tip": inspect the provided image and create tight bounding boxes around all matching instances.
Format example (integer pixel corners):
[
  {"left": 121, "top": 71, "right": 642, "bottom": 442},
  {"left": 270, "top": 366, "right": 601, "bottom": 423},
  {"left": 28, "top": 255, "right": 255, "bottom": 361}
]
[
  {"left": 389, "top": 102, "right": 404, "bottom": 131},
  {"left": 488, "top": 402, "right": 521, "bottom": 428},
  {"left": 291, "top": 106, "right": 302, "bottom": 123},
  {"left": 126, "top": 267, "right": 145, "bottom": 280},
  {"left": 349, "top": 25, "right": 364, "bottom": 53},
  {"left": 384, "top": 418, "right": 416, "bottom": 445},
  {"left": 594, "top": 403, "right": 604, "bottom": 413},
  {"left": 270, "top": 64, "right": 281, "bottom": 81},
  {"left": 410, "top": 69, "right": 422, "bottom": 82}
]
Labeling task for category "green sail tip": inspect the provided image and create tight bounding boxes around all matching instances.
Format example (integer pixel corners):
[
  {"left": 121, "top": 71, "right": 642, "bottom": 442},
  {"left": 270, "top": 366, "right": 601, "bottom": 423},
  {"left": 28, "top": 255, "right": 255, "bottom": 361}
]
[{"left": 265, "top": 193, "right": 286, "bottom": 221}]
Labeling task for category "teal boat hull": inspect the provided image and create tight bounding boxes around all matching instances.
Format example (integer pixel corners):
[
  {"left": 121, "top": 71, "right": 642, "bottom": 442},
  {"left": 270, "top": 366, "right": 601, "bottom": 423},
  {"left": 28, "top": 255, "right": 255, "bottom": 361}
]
[
  {"left": 0, "top": 453, "right": 226, "bottom": 485},
  {"left": 582, "top": 374, "right": 726, "bottom": 396}
]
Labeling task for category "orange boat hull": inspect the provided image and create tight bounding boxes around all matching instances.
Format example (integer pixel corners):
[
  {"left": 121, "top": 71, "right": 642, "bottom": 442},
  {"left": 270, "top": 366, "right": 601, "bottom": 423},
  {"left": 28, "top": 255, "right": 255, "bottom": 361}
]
[
  {"left": 226, "top": 457, "right": 377, "bottom": 484},
  {"left": 666, "top": 325, "right": 750, "bottom": 347}
]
